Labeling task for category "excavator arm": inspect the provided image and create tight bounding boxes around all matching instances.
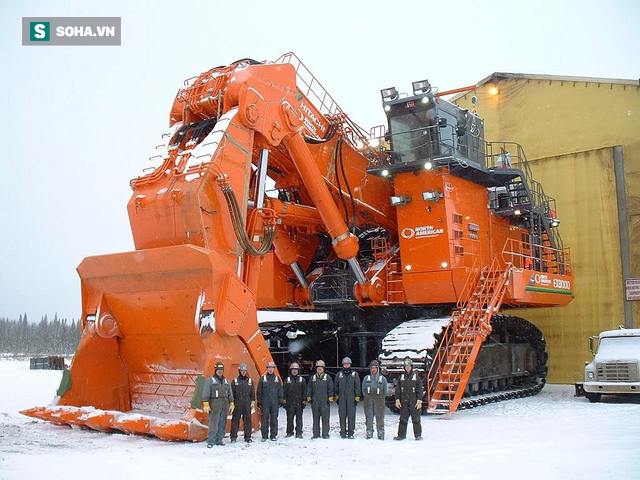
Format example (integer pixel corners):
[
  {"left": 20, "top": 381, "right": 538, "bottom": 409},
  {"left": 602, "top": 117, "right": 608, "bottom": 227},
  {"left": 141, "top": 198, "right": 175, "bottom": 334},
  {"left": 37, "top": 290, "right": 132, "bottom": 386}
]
[{"left": 22, "top": 58, "right": 377, "bottom": 441}]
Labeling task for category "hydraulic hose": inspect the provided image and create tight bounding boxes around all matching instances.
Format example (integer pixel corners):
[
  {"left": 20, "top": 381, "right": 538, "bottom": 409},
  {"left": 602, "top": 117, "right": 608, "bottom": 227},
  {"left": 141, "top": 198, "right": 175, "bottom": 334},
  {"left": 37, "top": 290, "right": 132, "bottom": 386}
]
[{"left": 221, "top": 184, "right": 275, "bottom": 256}]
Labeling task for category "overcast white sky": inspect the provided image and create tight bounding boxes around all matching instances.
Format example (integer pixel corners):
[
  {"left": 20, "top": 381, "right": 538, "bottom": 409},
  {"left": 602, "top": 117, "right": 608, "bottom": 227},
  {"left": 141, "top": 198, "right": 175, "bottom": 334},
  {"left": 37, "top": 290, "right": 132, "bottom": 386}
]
[{"left": 1, "top": 0, "right": 638, "bottom": 322}]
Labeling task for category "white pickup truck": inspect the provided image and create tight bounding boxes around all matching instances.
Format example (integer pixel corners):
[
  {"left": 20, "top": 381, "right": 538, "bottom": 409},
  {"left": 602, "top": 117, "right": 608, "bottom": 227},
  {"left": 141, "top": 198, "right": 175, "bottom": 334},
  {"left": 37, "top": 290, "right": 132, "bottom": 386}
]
[{"left": 575, "top": 328, "right": 640, "bottom": 402}]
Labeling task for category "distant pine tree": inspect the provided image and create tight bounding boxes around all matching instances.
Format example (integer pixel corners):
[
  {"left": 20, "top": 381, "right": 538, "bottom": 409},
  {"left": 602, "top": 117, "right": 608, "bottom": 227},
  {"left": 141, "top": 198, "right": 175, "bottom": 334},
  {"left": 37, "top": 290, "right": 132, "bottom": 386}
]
[{"left": 0, "top": 315, "right": 80, "bottom": 355}]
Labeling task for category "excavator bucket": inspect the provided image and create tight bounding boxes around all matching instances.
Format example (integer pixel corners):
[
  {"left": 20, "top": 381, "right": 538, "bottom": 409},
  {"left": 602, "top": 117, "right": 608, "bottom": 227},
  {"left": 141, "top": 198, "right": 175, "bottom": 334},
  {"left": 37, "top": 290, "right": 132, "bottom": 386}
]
[{"left": 21, "top": 244, "right": 271, "bottom": 441}]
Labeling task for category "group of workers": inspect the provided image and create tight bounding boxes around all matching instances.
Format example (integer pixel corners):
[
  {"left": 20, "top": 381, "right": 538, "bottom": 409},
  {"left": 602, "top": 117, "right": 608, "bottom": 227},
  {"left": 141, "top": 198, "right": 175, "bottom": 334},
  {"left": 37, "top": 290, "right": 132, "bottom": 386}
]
[{"left": 201, "top": 356, "right": 424, "bottom": 447}]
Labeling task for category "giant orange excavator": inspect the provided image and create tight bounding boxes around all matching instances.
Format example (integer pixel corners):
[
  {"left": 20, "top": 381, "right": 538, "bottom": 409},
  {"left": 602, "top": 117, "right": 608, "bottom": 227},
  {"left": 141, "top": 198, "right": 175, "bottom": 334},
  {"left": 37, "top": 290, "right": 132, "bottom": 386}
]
[{"left": 22, "top": 53, "right": 573, "bottom": 441}]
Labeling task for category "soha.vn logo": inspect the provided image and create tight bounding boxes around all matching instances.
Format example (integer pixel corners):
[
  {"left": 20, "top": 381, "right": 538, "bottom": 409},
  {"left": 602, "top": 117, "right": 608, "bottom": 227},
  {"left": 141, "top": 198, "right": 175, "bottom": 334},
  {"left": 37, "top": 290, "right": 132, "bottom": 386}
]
[{"left": 30, "top": 22, "right": 50, "bottom": 41}]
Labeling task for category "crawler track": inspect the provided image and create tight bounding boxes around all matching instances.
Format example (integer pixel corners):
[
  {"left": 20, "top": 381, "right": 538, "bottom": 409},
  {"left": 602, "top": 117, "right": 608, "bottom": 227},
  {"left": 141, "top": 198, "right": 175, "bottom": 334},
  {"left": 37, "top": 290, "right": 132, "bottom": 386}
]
[
  {"left": 382, "top": 314, "right": 548, "bottom": 413},
  {"left": 453, "top": 315, "right": 547, "bottom": 411}
]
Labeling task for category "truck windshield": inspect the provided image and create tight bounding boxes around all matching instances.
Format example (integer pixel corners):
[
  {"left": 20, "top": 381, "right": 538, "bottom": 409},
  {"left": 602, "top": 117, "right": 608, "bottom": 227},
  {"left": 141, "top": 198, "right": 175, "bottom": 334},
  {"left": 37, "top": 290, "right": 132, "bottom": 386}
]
[{"left": 597, "top": 336, "right": 640, "bottom": 359}]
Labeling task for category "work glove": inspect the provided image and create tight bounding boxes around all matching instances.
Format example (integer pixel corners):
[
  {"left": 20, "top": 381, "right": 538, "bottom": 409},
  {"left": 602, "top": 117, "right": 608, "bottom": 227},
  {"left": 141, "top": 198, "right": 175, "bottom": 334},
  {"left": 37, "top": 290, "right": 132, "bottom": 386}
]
[
  {"left": 250, "top": 401, "right": 255, "bottom": 410},
  {"left": 306, "top": 396, "right": 312, "bottom": 403},
  {"left": 202, "top": 401, "right": 210, "bottom": 414},
  {"left": 329, "top": 396, "right": 335, "bottom": 403},
  {"left": 229, "top": 403, "right": 235, "bottom": 414},
  {"left": 334, "top": 395, "right": 339, "bottom": 402},
  {"left": 282, "top": 399, "right": 287, "bottom": 405},
  {"left": 355, "top": 396, "right": 360, "bottom": 403},
  {"left": 415, "top": 400, "right": 423, "bottom": 410},
  {"left": 395, "top": 399, "right": 401, "bottom": 409}
]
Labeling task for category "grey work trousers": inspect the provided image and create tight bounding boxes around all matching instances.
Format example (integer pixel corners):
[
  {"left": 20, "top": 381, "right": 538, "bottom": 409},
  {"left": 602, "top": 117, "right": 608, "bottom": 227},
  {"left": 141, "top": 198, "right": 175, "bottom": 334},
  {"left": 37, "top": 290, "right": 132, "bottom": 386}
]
[
  {"left": 207, "top": 400, "right": 229, "bottom": 444},
  {"left": 311, "top": 400, "right": 330, "bottom": 437},
  {"left": 338, "top": 397, "right": 357, "bottom": 437},
  {"left": 363, "top": 394, "right": 385, "bottom": 439}
]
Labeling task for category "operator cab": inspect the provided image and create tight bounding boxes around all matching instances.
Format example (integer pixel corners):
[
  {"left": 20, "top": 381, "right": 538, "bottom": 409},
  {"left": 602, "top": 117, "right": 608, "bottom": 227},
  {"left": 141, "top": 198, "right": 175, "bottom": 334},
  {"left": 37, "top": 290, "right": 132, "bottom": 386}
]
[
  {"left": 367, "top": 79, "right": 566, "bottom": 255},
  {"left": 371, "top": 80, "right": 485, "bottom": 176}
]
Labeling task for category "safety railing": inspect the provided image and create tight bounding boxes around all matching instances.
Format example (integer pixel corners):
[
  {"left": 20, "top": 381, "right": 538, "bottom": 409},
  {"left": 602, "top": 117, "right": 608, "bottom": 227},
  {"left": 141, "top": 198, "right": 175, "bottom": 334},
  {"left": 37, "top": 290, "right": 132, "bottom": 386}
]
[
  {"left": 369, "top": 237, "right": 404, "bottom": 304},
  {"left": 365, "top": 127, "right": 565, "bottom": 252},
  {"left": 364, "top": 123, "right": 470, "bottom": 168},
  {"left": 273, "top": 52, "right": 370, "bottom": 150},
  {"left": 502, "top": 238, "right": 572, "bottom": 275},
  {"left": 486, "top": 143, "right": 557, "bottom": 217}
]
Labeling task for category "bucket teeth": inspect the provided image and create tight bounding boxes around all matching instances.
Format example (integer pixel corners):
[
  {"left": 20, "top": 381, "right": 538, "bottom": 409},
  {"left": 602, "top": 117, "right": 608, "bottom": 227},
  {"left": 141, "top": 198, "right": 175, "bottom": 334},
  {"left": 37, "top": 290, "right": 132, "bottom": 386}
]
[
  {"left": 81, "top": 411, "right": 120, "bottom": 432},
  {"left": 50, "top": 407, "right": 92, "bottom": 427},
  {"left": 113, "top": 415, "right": 154, "bottom": 435},
  {"left": 151, "top": 419, "right": 207, "bottom": 442},
  {"left": 21, "top": 405, "right": 207, "bottom": 442},
  {"left": 20, "top": 406, "right": 92, "bottom": 426}
]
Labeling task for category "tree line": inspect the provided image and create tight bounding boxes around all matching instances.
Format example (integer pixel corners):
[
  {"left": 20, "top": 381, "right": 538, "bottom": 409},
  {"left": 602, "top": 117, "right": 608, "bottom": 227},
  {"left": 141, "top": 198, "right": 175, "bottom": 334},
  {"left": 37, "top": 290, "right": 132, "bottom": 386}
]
[{"left": 0, "top": 314, "right": 81, "bottom": 355}]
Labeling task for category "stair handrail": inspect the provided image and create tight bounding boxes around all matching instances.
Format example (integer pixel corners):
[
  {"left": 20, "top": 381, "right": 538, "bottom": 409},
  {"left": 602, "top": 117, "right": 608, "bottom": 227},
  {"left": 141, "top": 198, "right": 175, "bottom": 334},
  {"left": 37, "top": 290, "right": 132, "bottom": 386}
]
[
  {"left": 486, "top": 142, "right": 565, "bottom": 252},
  {"left": 456, "top": 258, "right": 482, "bottom": 310},
  {"left": 427, "top": 259, "right": 512, "bottom": 412},
  {"left": 426, "top": 311, "right": 457, "bottom": 405}
]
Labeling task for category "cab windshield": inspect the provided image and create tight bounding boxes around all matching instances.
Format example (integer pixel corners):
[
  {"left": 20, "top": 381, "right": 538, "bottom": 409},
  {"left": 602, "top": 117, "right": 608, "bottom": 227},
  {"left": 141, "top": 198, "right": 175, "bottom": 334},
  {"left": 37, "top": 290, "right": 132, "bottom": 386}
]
[{"left": 388, "top": 105, "right": 438, "bottom": 163}]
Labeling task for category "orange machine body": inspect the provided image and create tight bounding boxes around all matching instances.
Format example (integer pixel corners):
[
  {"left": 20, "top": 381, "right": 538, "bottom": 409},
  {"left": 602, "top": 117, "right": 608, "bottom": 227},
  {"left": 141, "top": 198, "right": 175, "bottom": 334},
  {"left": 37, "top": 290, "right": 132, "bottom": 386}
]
[
  {"left": 22, "top": 53, "right": 573, "bottom": 439},
  {"left": 392, "top": 169, "right": 572, "bottom": 306}
]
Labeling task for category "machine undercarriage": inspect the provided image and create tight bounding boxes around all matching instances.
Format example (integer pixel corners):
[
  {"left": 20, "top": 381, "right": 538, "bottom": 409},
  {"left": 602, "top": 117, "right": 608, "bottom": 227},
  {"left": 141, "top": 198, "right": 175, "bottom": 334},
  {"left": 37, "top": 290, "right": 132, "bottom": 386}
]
[{"left": 261, "top": 310, "right": 548, "bottom": 413}]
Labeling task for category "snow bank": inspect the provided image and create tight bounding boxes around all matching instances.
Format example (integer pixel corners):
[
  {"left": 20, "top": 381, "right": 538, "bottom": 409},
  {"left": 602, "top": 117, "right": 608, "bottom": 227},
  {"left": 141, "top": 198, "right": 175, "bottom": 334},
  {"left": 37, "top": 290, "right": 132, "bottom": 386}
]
[{"left": 1, "top": 360, "right": 639, "bottom": 480}]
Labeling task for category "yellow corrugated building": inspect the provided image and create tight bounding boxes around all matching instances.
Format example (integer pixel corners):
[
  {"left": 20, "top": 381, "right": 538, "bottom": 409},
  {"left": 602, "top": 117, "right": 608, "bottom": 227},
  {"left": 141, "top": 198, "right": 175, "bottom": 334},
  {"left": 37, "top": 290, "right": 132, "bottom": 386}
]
[{"left": 453, "top": 74, "right": 640, "bottom": 383}]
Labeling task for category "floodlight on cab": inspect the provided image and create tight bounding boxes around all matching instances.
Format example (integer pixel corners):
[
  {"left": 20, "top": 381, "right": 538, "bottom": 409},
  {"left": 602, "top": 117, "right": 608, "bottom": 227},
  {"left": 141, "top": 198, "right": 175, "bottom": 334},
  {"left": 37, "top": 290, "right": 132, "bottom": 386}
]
[
  {"left": 381, "top": 87, "right": 398, "bottom": 102},
  {"left": 412, "top": 79, "right": 431, "bottom": 95}
]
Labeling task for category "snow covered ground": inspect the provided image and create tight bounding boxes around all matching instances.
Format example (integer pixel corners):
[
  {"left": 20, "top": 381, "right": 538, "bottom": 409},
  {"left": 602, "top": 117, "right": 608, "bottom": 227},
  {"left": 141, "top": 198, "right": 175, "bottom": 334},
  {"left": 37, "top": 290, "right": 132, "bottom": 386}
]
[{"left": 1, "top": 359, "right": 639, "bottom": 480}]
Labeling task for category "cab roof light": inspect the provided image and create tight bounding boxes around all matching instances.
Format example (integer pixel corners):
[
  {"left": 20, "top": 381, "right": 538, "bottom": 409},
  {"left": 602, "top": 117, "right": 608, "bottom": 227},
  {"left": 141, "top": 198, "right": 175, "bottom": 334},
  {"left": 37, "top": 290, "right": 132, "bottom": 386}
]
[
  {"left": 381, "top": 87, "right": 398, "bottom": 102},
  {"left": 412, "top": 79, "right": 431, "bottom": 95}
]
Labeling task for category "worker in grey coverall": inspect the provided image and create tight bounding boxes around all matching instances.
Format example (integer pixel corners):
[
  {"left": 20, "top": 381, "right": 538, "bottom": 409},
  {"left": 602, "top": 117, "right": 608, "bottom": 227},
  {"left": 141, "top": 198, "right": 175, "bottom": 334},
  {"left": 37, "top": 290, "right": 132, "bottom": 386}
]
[
  {"left": 202, "top": 361, "right": 234, "bottom": 447},
  {"left": 306, "top": 359, "right": 334, "bottom": 439},
  {"left": 362, "top": 359, "right": 387, "bottom": 440},
  {"left": 334, "top": 356, "right": 361, "bottom": 439}
]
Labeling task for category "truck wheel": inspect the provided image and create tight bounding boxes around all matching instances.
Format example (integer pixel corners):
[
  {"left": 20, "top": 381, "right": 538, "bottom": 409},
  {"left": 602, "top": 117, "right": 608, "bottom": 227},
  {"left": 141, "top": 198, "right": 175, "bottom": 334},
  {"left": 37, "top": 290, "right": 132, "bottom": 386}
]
[{"left": 586, "top": 393, "right": 601, "bottom": 403}]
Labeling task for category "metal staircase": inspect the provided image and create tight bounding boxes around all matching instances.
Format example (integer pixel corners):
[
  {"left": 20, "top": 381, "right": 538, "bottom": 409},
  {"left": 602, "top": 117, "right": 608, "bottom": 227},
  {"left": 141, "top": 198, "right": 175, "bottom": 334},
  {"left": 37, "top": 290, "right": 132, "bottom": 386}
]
[
  {"left": 487, "top": 142, "right": 567, "bottom": 272},
  {"left": 427, "top": 259, "right": 512, "bottom": 413}
]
